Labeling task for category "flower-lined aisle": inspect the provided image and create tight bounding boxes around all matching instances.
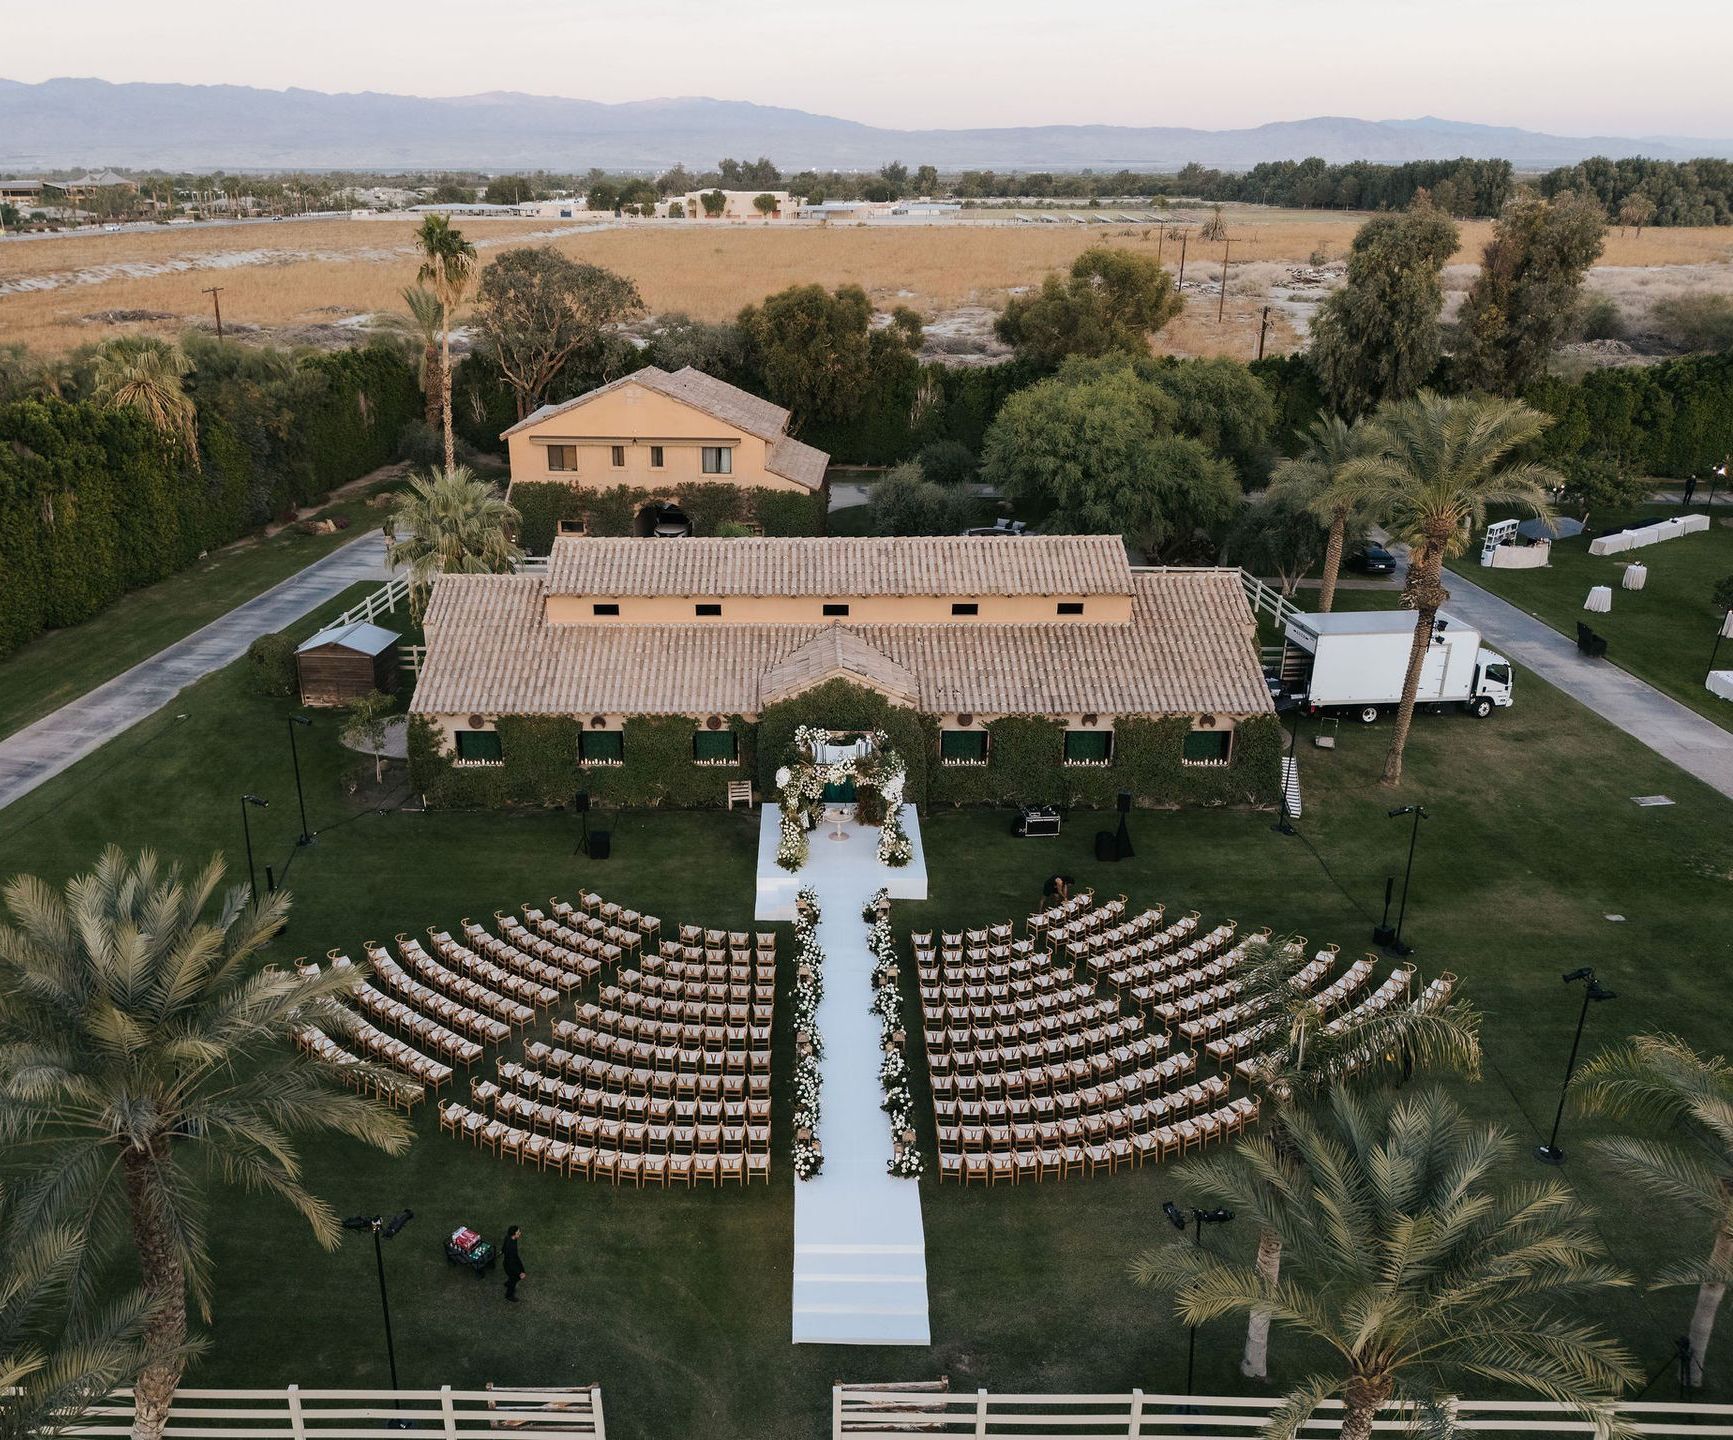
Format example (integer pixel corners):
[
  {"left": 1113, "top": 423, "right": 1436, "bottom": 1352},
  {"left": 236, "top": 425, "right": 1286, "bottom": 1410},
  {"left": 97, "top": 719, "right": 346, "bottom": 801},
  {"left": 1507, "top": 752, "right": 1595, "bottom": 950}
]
[
  {"left": 792, "top": 885, "right": 825, "bottom": 1179},
  {"left": 865, "top": 888, "right": 922, "bottom": 1179}
]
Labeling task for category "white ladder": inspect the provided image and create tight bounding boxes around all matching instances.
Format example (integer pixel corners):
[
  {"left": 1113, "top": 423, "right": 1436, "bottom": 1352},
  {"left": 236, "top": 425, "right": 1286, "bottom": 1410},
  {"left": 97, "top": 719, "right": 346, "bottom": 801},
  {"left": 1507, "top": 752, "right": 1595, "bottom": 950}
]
[{"left": 1280, "top": 755, "right": 1302, "bottom": 819}]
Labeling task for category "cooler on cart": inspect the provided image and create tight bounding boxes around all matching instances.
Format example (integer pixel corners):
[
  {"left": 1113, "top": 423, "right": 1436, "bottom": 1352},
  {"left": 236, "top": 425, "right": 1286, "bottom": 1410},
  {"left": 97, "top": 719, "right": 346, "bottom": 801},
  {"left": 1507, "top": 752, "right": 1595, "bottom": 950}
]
[{"left": 445, "top": 1225, "right": 496, "bottom": 1277}]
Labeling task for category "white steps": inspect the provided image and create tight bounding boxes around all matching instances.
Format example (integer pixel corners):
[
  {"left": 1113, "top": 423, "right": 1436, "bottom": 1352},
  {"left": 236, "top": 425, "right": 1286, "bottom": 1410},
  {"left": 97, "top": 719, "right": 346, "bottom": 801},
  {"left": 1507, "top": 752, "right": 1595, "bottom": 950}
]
[{"left": 1280, "top": 755, "right": 1302, "bottom": 818}]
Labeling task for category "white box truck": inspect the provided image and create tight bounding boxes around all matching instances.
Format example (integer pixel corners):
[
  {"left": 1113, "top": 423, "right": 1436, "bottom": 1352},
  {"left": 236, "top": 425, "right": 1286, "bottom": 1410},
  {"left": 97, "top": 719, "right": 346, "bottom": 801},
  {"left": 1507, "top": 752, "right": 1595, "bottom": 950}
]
[{"left": 1278, "top": 610, "right": 1513, "bottom": 723}]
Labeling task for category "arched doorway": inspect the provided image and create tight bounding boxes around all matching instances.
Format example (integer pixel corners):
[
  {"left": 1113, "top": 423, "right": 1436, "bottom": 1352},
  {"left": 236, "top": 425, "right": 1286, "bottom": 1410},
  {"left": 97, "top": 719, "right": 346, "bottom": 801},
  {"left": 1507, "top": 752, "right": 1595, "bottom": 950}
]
[{"left": 634, "top": 501, "right": 691, "bottom": 537}]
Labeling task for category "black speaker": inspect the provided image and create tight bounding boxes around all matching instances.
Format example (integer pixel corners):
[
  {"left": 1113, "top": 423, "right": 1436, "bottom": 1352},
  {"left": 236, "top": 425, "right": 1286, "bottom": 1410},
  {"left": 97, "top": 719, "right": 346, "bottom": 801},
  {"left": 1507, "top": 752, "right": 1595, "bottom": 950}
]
[
  {"left": 574, "top": 790, "right": 591, "bottom": 814},
  {"left": 588, "top": 830, "right": 611, "bottom": 860},
  {"left": 1117, "top": 790, "right": 1132, "bottom": 815}
]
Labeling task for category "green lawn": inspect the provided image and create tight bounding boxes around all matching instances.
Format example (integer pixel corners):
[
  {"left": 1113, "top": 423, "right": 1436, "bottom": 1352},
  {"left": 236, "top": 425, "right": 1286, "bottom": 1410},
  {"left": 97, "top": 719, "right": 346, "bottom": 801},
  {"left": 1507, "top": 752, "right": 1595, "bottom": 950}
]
[
  {"left": 2, "top": 590, "right": 1731, "bottom": 1437},
  {"left": 0, "top": 473, "right": 407, "bottom": 741},
  {"left": 1447, "top": 505, "right": 1733, "bottom": 732}
]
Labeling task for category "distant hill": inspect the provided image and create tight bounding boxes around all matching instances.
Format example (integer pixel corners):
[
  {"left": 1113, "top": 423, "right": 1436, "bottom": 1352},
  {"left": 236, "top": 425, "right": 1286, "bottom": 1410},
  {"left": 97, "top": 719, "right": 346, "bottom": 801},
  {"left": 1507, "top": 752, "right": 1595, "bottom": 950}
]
[{"left": 2, "top": 77, "right": 1729, "bottom": 173}]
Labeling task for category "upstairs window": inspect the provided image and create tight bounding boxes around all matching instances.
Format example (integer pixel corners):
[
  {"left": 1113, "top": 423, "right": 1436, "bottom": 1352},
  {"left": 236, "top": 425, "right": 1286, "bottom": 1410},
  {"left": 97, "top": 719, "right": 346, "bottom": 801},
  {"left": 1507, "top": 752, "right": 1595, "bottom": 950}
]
[
  {"left": 951, "top": 602, "right": 979, "bottom": 616},
  {"left": 454, "top": 729, "right": 502, "bottom": 764},
  {"left": 649, "top": 445, "right": 665, "bottom": 468},
  {"left": 1063, "top": 729, "right": 1113, "bottom": 765},
  {"left": 695, "top": 603, "right": 722, "bottom": 617},
  {"left": 940, "top": 730, "right": 989, "bottom": 765},
  {"left": 822, "top": 603, "right": 850, "bottom": 617},
  {"left": 610, "top": 445, "right": 626, "bottom": 468},
  {"left": 592, "top": 602, "right": 620, "bottom": 617},
  {"left": 546, "top": 444, "right": 577, "bottom": 472},
  {"left": 1057, "top": 602, "right": 1084, "bottom": 616},
  {"left": 580, "top": 730, "right": 624, "bottom": 765},
  {"left": 701, "top": 446, "right": 732, "bottom": 475}
]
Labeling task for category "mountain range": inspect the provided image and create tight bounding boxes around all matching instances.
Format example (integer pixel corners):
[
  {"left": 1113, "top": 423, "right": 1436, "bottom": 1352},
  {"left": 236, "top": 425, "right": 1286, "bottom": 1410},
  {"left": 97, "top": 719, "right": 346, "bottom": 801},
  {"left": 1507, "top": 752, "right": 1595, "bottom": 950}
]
[{"left": 3, "top": 77, "right": 1730, "bottom": 173}]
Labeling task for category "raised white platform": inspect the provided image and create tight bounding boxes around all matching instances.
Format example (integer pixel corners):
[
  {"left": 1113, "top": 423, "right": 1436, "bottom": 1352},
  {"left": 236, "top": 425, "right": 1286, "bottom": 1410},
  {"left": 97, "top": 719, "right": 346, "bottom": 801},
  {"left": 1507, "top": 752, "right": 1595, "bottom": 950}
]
[
  {"left": 754, "top": 804, "right": 928, "bottom": 923},
  {"left": 785, "top": 817, "right": 931, "bottom": 1346}
]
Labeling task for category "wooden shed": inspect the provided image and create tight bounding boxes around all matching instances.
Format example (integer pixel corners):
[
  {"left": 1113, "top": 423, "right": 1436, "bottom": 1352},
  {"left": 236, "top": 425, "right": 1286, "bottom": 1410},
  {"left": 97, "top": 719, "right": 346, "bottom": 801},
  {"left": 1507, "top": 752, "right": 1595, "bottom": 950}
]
[{"left": 295, "top": 621, "right": 400, "bottom": 706}]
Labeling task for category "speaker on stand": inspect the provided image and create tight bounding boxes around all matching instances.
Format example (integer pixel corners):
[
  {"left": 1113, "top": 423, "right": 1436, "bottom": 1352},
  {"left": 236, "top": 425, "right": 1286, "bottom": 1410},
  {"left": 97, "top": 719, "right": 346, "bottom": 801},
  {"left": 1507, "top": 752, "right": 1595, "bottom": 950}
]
[
  {"left": 1113, "top": 789, "right": 1135, "bottom": 861},
  {"left": 573, "top": 790, "right": 591, "bottom": 856}
]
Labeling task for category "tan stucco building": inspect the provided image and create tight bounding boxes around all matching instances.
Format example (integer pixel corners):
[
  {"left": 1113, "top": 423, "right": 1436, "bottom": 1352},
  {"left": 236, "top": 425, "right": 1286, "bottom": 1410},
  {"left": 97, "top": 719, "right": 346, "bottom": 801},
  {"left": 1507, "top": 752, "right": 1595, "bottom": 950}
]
[
  {"left": 406, "top": 535, "right": 1279, "bottom": 811},
  {"left": 502, "top": 366, "right": 829, "bottom": 538}
]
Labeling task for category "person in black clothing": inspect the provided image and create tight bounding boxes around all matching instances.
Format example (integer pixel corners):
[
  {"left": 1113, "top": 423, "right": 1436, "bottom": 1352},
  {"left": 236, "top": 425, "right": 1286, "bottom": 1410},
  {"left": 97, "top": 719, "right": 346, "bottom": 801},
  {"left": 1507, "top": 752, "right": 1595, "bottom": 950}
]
[{"left": 502, "top": 1224, "right": 525, "bottom": 1302}]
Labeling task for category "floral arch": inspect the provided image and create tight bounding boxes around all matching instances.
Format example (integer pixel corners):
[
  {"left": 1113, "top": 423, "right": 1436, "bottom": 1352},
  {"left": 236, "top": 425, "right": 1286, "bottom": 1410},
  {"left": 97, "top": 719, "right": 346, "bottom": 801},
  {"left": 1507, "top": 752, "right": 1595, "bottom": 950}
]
[{"left": 774, "top": 726, "right": 912, "bottom": 872}]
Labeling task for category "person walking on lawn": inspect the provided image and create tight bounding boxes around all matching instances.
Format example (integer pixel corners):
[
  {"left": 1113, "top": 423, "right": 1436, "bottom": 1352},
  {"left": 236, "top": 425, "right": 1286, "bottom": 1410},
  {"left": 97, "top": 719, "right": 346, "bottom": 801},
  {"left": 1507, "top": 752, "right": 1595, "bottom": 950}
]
[{"left": 503, "top": 1224, "right": 526, "bottom": 1302}]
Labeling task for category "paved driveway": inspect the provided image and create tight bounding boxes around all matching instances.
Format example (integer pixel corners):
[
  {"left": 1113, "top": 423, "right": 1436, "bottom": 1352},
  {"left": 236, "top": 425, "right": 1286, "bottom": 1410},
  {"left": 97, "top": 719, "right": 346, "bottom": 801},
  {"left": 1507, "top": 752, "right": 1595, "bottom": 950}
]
[{"left": 0, "top": 532, "right": 392, "bottom": 813}]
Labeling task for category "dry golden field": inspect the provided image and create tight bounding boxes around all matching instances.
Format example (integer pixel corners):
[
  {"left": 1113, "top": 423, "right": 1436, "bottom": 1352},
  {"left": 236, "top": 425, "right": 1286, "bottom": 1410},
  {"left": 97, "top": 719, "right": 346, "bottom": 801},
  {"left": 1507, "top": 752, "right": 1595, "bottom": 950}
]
[{"left": 2, "top": 208, "right": 1730, "bottom": 358}]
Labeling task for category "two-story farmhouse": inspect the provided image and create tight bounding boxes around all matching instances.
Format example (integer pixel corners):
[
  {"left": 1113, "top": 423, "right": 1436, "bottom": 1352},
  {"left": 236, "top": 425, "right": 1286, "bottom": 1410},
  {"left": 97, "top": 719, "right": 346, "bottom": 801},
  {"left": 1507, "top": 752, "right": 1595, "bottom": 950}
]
[
  {"left": 502, "top": 366, "right": 830, "bottom": 544},
  {"left": 406, "top": 535, "right": 1280, "bottom": 812}
]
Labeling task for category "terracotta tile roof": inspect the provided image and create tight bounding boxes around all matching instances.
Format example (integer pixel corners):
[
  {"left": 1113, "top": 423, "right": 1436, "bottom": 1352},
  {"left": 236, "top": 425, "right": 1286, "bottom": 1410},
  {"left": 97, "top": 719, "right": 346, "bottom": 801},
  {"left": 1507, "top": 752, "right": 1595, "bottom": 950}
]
[
  {"left": 500, "top": 365, "right": 793, "bottom": 443},
  {"left": 544, "top": 534, "right": 1133, "bottom": 598},
  {"left": 765, "top": 433, "right": 829, "bottom": 491},
  {"left": 761, "top": 628, "right": 920, "bottom": 707},
  {"left": 410, "top": 568, "right": 1270, "bottom": 720}
]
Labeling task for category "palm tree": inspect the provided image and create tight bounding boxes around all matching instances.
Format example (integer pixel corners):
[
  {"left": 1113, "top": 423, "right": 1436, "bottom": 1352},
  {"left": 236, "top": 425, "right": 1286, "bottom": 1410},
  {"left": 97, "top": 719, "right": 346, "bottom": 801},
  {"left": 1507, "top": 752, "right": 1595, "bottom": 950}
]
[
  {"left": 413, "top": 214, "right": 478, "bottom": 472},
  {"left": 387, "top": 465, "right": 523, "bottom": 618},
  {"left": 1267, "top": 415, "right": 1383, "bottom": 613},
  {"left": 0, "top": 848, "right": 413, "bottom": 1440},
  {"left": 0, "top": 1182, "right": 162, "bottom": 1440},
  {"left": 1342, "top": 392, "right": 1559, "bottom": 785},
  {"left": 1576, "top": 1034, "right": 1733, "bottom": 1387},
  {"left": 87, "top": 337, "right": 199, "bottom": 465},
  {"left": 1131, "top": 1089, "right": 1637, "bottom": 1440},
  {"left": 399, "top": 284, "right": 446, "bottom": 428},
  {"left": 1229, "top": 936, "right": 1484, "bottom": 1379}
]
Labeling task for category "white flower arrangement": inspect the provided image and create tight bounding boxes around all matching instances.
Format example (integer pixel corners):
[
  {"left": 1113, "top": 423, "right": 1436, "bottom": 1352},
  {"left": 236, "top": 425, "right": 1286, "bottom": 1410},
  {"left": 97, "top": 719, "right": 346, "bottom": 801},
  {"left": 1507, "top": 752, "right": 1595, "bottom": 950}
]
[
  {"left": 791, "top": 888, "right": 826, "bottom": 1180},
  {"left": 863, "top": 901, "right": 923, "bottom": 1179}
]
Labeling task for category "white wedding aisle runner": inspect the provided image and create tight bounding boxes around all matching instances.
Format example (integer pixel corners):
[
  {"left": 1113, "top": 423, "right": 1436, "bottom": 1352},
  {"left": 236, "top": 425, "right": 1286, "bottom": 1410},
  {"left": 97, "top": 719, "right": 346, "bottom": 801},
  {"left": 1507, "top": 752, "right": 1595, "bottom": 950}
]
[{"left": 788, "top": 818, "right": 932, "bottom": 1345}]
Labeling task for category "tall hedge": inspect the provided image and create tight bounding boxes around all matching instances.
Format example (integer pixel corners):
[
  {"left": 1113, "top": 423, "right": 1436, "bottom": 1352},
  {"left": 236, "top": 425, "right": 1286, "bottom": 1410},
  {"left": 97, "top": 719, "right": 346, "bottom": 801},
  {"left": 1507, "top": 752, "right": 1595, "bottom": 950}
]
[
  {"left": 1525, "top": 353, "right": 1733, "bottom": 480},
  {"left": 0, "top": 398, "right": 194, "bottom": 656},
  {"left": 509, "top": 480, "right": 826, "bottom": 554},
  {"left": 296, "top": 347, "right": 421, "bottom": 496}
]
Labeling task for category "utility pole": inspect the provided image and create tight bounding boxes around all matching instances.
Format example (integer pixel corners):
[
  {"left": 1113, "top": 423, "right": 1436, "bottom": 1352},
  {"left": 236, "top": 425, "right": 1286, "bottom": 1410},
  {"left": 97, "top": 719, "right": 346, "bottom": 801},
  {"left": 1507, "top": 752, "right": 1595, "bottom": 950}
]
[
  {"left": 1176, "top": 232, "right": 1188, "bottom": 292},
  {"left": 1156, "top": 226, "right": 1164, "bottom": 268},
  {"left": 1217, "top": 237, "right": 1232, "bottom": 323},
  {"left": 1256, "top": 305, "right": 1273, "bottom": 361},
  {"left": 203, "top": 286, "right": 225, "bottom": 340}
]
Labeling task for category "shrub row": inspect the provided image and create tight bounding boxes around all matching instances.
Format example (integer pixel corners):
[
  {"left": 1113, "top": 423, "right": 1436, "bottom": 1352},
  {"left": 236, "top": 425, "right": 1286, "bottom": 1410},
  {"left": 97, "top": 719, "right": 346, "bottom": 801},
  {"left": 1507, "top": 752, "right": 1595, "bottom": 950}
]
[
  {"left": 1525, "top": 352, "right": 1733, "bottom": 480},
  {"left": 509, "top": 480, "right": 827, "bottom": 553},
  {"left": 405, "top": 683, "right": 1281, "bottom": 813},
  {"left": 0, "top": 345, "right": 420, "bottom": 660}
]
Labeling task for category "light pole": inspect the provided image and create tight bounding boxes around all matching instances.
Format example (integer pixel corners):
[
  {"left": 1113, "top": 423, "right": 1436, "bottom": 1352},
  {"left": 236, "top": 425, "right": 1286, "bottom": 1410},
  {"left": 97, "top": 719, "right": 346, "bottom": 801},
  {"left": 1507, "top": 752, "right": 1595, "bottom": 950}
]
[
  {"left": 239, "top": 794, "right": 268, "bottom": 900},
  {"left": 288, "top": 715, "right": 314, "bottom": 846},
  {"left": 342, "top": 1210, "right": 414, "bottom": 1392},
  {"left": 1535, "top": 969, "right": 1617, "bottom": 1165},
  {"left": 1164, "top": 1200, "right": 1234, "bottom": 1395},
  {"left": 1383, "top": 805, "right": 1428, "bottom": 957}
]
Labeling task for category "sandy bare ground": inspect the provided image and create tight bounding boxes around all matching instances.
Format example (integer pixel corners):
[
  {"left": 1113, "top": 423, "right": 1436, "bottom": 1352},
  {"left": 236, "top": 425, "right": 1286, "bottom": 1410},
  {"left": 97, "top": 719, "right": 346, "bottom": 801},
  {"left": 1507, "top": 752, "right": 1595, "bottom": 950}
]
[{"left": 2, "top": 206, "right": 1728, "bottom": 362}]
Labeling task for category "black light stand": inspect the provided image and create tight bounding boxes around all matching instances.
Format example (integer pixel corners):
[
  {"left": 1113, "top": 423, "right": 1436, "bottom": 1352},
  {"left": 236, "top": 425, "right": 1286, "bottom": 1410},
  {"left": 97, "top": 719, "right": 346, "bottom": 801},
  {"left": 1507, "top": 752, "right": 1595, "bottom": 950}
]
[
  {"left": 342, "top": 1210, "right": 414, "bottom": 1397},
  {"left": 1534, "top": 969, "right": 1616, "bottom": 1165},
  {"left": 1113, "top": 789, "right": 1135, "bottom": 861},
  {"left": 239, "top": 794, "right": 268, "bottom": 901},
  {"left": 1164, "top": 1200, "right": 1234, "bottom": 1396},
  {"left": 1382, "top": 805, "right": 1428, "bottom": 957},
  {"left": 573, "top": 790, "right": 591, "bottom": 856},
  {"left": 288, "top": 715, "right": 315, "bottom": 846},
  {"left": 1271, "top": 706, "right": 1302, "bottom": 836}
]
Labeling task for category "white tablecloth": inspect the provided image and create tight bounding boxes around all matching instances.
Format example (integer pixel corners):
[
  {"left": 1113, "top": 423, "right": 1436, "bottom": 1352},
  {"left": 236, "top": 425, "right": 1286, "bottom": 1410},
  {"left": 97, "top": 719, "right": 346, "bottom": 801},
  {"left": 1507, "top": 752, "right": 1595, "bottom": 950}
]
[
  {"left": 1708, "top": 671, "right": 1733, "bottom": 703},
  {"left": 1622, "top": 564, "right": 1647, "bottom": 590},
  {"left": 1584, "top": 586, "right": 1612, "bottom": 613}
]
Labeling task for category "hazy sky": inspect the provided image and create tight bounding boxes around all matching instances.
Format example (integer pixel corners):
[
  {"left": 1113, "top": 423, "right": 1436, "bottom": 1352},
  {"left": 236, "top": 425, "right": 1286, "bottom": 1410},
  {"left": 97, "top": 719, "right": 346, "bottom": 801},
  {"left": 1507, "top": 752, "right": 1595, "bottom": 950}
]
[{"left": 9, "top": 0, "right": 1732, "bottom": 137}]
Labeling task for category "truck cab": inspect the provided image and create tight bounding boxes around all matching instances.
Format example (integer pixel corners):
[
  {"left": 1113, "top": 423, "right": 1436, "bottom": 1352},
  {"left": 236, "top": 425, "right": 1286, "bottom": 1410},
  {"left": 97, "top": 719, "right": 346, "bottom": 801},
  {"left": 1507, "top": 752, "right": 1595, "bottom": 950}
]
[{"left": 1471, "top": 650, "right": 1514, "bottom": 716}]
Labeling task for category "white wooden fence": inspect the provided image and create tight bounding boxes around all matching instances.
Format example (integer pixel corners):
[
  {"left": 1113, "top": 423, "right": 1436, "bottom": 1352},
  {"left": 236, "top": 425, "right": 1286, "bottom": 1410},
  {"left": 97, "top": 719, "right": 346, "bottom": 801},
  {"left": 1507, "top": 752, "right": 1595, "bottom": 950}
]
[
  {"left": 335, "top": 572, "right": 411, "bottom": 629},
  {"left": 1238, "top": 571, "right": 1303, "bottom": 629},
  {"left": 65, "top": 1385, "right": 605, "bottom": 1438},
  {"left": 832, "top": 1388, "right": 1733, "bottom": 1440}
]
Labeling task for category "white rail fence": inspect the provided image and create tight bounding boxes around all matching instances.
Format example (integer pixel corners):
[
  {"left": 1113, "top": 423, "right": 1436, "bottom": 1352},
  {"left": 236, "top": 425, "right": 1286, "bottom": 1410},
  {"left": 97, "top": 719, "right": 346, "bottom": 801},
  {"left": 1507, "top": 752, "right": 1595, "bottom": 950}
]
[
  {"left": 336, "top": 572, "right": 412, "bottom": 628},
  {"left": 1238, "top": 571, "right": 1303, "bottom": 630},
  {"left": 65, "top": 1385, "right": 605, "bottom": 1439},
  {"left": 832, "top": 1388, "right": 1733, "bottom": 1440}
]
